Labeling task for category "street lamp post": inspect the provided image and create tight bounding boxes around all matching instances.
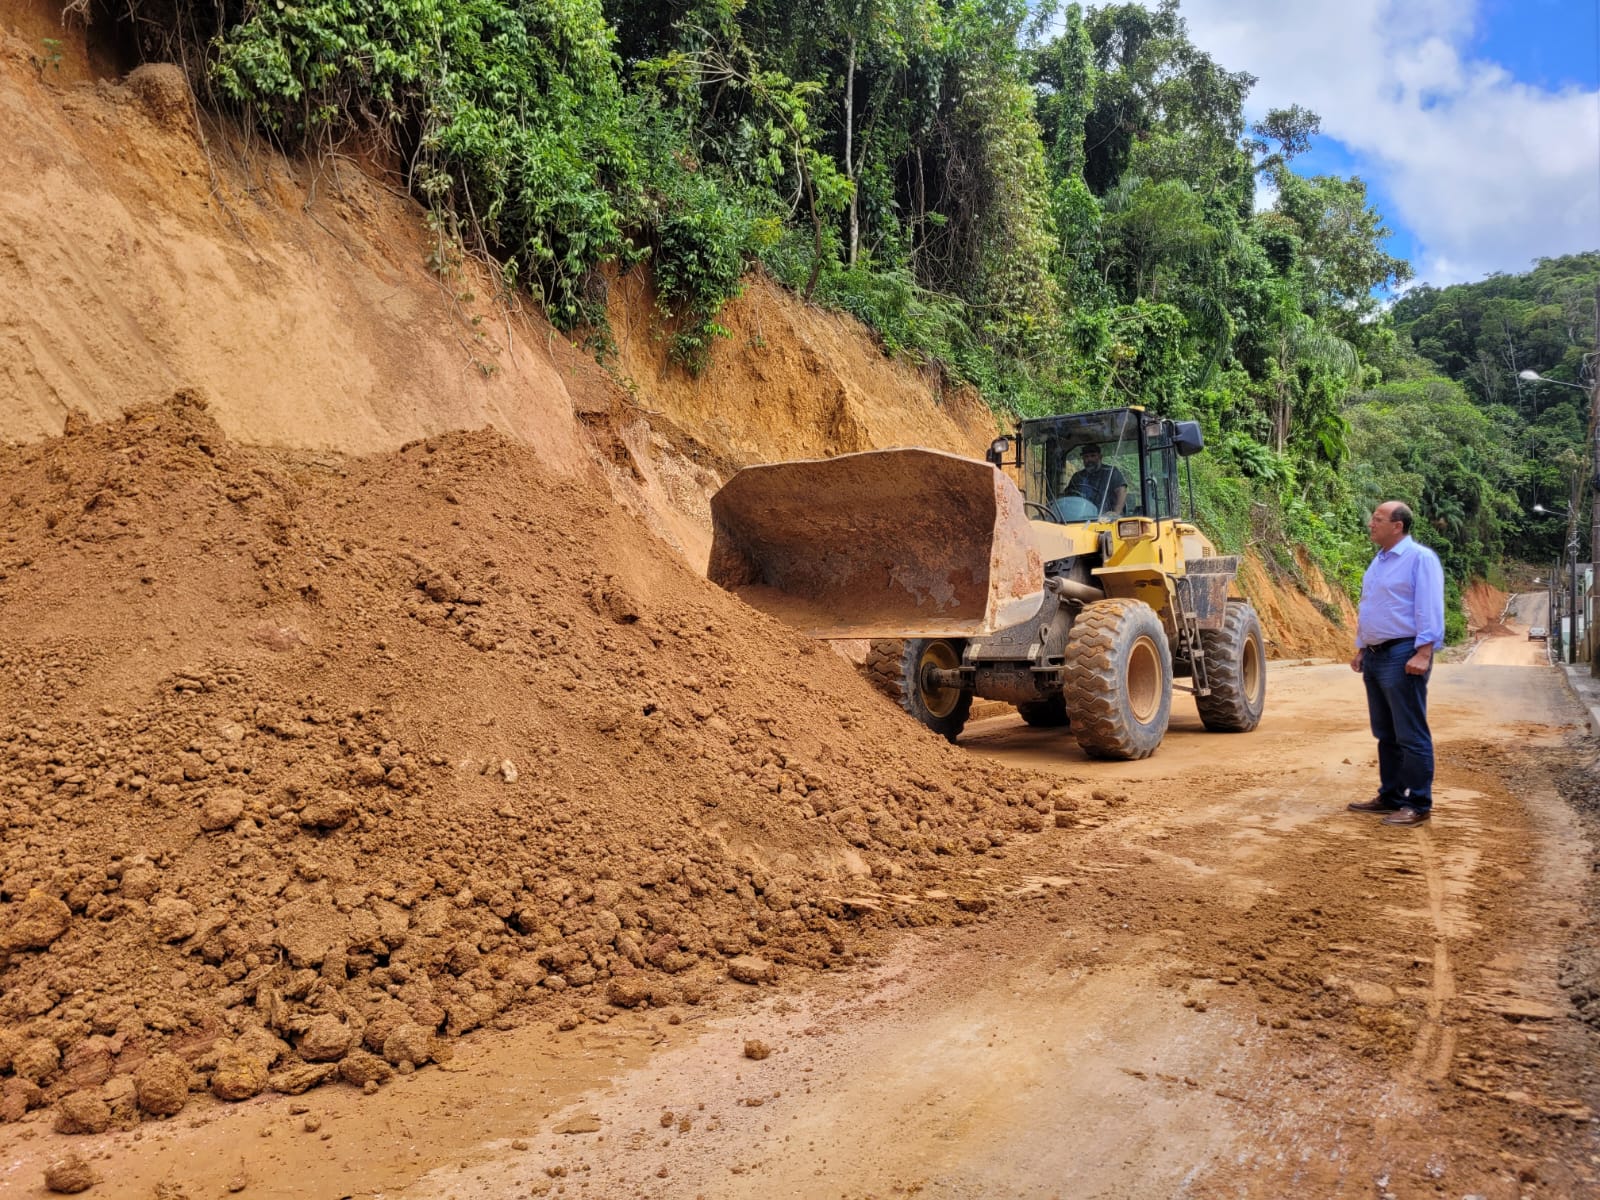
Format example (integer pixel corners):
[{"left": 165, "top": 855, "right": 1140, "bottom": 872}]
[
  {"left": 1549, "top": 560, "right": 1557, "bottom": 660},
  {"left": 1561, "top": 528, "right": 1581, "bottom": 666},
  {"left": 1533, "top": 503, "right": 1580, "bottom": 664},
  {"left": 1525, "top": 361, "right": 1600, "bottom": 672}
]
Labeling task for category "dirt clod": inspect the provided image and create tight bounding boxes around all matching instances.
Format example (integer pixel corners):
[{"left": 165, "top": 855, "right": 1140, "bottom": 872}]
[
  {"left": 134, "top": 1054, "right": 192, "bottom": 1117},
  {"left": 53, "top": 1093, "right": 113, "bottom": 1135},
  {"left": 298, "top": 1015, "right": 355, "bottom": 1062},
  {"left": 13, "top": 1037, "right": 60, "bottom": 1084},
  {"left": 555, "top": 1113, "right": 602, "bottom": 1135},
  {"left": 607, "top": 977, "right": 652, "bottom": 1009},
  {"left": 43, "top": 1152, "right": 96, "bottom": 1193},
  {"left": 124, "top": 63, "right": 191, "bottom": 130},
  {"left": 338, "top": 1050, "right": 393, "bottom": 1087},
  {"left": 211, "top": 1053, "right": 270, "bottom": 1101},
  {"left": 268, "top": 1064, "right": 338, "bottom": 1095},
  {"left": 743, "top": 1039, "right": 772, "bottom": 1060},
  {"left": 382, "top": 1023, "right": 433, "bottom": 1068},
  {"left": 200, "top": 788, "right": 247, "bottom": 831},
  {"left": 1, "top": 891, "right": 72, "bottom": 952},
  {"left": 728, "top": 956, "right": 776, "bottom": 985}
]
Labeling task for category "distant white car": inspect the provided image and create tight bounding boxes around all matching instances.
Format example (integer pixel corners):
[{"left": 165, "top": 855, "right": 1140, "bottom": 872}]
[{"left": 1528, "top": 626, "right": 1548, "bottom": 640}]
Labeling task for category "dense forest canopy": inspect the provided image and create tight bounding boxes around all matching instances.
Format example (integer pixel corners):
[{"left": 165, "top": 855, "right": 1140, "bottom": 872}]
[
  {"left": 1388, "top": 253, "right": 1600, "bottom": 572},
  {"left": 104, "top": 0, "right": 1596, "bottom": 633}
]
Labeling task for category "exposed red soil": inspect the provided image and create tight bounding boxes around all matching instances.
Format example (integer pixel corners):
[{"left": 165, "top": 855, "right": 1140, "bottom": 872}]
[
  {"left": 1464, "top": 578, "right": 1512, "bottom": 636},
  {"left": 0, "top": 396, "right": 1062, "bottom": 1128}
]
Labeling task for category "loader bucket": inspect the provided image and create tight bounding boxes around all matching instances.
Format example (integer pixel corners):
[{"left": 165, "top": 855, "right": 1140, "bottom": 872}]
[{"left": 708, "top": 448, "right": 1045, "bottom": 639}]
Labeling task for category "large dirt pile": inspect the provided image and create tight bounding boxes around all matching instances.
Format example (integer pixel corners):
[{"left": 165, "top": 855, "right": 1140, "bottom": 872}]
[{"left": 0, "top": 396, "right": 1058, "bottom": 1126}]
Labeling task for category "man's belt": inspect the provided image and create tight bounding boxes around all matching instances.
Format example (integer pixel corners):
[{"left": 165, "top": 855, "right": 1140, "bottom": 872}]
[{"left": 1362, "top": 637, "right": 1414, "bottom": 653}]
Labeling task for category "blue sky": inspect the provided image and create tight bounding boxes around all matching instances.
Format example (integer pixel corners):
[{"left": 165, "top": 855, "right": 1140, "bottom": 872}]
[
  {"left": 1478, "top": 0, "right": 1597, "bottom": 90},
  {"left": 1177, "top": 0, "right": 1600, "bottom": 289}
]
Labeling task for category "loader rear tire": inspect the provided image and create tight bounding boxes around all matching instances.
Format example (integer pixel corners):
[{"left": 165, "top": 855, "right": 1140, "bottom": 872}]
[
  {"left": 1016, "top": 696, "right": 1070, "bottom": 727},
  {"left": 892, "top": 638, "right": 972, "bottom": 743},
  {"left": 1195, "top": 600, "right": 1266, "bottom": 732},
  {"left": 1062, "top": 600, "right": 1172, "bottom": 760}
]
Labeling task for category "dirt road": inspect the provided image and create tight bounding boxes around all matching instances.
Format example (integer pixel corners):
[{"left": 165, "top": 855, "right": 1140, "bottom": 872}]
[
  {"left": 5, "top": 640, "right": 1598, "bottom": 1199},
  {"left": 1469, "top": 592, "right": 1552, "bottom": 668}
]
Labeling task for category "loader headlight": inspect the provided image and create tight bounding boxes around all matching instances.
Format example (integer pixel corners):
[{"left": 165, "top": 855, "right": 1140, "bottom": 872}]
[{"left": 1117, "top": 518, "right": 1154, "bottom": 540}]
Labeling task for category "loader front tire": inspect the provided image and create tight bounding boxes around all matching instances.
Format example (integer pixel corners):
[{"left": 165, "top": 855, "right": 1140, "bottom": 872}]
[
  {"left": 892, "top": 638, "right": 972, "bottom": 743},
  {"left": 1195, "top": 600, "right": 1266, "bottom": 732},
  {"left": 1062, "top": 600, "right": 1172, "bottom": 760}
]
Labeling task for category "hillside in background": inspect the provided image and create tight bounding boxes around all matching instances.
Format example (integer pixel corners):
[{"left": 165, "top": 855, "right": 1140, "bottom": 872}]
[
  {"left": 2, "top": 0, "right": 1485, "bottom": 605},
  {"left": 0, "top": 2, "right": 1356, "bottom": 657},
  {"left": 1381, "top": 253, "right": 1600, "bottom": 571},
  {"left": 1292, "top": 251, "right": 1600, "bottom": 624}
]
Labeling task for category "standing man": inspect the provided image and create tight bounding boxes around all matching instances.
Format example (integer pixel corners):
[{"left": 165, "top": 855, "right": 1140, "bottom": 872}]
[{"left": 1348, "top": 501, "right": 1446, "bottom": 826}]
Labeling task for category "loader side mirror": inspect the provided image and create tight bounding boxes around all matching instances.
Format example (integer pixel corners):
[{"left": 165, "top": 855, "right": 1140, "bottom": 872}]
[
  {"left": 1173, "top": 421, "right": 1204, "bottom": 457},
  {"left": 986, "top": 436, "right": 1012, "bottom": 466}
]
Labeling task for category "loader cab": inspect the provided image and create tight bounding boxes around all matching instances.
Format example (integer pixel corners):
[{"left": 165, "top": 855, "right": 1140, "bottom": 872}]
[
  {"left": 1016, "top": 410, "right": 1140, "bottom": 523},
  {"left": 989, "top": 408, "right": 1203, "bottom": 525}
]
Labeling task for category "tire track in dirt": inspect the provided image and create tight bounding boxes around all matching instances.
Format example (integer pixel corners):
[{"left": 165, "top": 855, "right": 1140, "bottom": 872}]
[{"left": 1404, "top": 821, "right": 1458, "bottom": 1084}]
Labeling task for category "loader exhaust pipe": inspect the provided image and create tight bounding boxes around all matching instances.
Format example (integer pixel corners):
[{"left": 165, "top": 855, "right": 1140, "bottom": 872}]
[{"left": 1055, "top": 577, "right": 1106, "bottom": 604}]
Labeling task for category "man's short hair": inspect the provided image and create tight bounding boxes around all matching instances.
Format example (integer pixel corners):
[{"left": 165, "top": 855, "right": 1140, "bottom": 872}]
[
  {"left": 1390, "top": 502, "right": 1414, "bottom": 534},
  {"left": 1081, "top": 443, "right": 1102, "bottom": 455}
]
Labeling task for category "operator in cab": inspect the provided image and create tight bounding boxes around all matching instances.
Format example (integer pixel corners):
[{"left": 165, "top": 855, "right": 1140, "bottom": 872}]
[{"left": 1065, "top": 443, "right": 1127, "bottom": 515}]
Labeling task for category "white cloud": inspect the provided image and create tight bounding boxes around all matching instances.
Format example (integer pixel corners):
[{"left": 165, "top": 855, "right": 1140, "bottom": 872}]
[{"left": 1177, "top": 0, "right": 1600, "bottom": 285}]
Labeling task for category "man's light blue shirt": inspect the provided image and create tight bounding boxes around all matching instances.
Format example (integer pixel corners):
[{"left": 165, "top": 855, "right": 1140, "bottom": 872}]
[{"left": 1356, "top": 535, "right": 1445, "bottom": 651}]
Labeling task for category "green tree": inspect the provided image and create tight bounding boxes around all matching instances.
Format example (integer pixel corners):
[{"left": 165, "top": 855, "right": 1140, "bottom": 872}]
[
  {"left": 1345, "top": 378, "right": 1521, "bottom": 579},
  {"left": 1263, "top": 168, "right": 1412, "bottom": 344},
  {"left": 1076, "top": 0, "right": 1254, "bottom": 197}
]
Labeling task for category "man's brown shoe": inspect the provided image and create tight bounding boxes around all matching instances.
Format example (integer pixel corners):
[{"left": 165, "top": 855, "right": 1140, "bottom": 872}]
[
  {"left": 1381, "top": 808, "right": 1430, "bottom": 826},
  {"left": 1347, "top": 798, "right": 1400, "bottom": 813}
]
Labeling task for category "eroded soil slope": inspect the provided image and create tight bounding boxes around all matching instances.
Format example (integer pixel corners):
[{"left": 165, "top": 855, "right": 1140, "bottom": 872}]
[
  {"left": 0, "top": 1, "right": 1363, "bottom": 667},
  {"left": 0, "top": 12, "right": 995, "bottom": 481},
  {"left": 0, "top": 397, "right": 1064, "bottom": 1128}
]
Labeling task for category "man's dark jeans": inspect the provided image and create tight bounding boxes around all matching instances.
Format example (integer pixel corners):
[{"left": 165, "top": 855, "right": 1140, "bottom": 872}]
[{"left": 1362, "top": 641, "right": 1433, "bottom": 812}]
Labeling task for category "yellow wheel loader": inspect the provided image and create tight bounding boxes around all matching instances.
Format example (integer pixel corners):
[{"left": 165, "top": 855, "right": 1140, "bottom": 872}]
[{"left": 708, "top": 407, "right": 1265, "bottom": 760}]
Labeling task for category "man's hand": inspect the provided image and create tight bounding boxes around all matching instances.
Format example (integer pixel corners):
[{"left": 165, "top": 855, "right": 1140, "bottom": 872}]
[
  {"left": 1405, "top": 645, "right": 1433, "bottom": 676},
  {"left": 1350, "top": 649, "right": 1364, "bottom": 672}
]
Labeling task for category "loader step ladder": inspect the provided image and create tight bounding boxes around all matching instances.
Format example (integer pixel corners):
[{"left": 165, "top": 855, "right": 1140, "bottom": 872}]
[
  {"left": 1170, "top": 555, "right": 1240, "bottom": 698},
  {"left": 1176, "top": 584, "right": 1211, "bottom": 697}
]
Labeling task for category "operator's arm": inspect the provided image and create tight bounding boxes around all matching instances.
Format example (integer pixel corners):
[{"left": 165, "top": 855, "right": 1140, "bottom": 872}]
[{"left": 1109, "top": 466, "right": 1127, "bottom": 514}]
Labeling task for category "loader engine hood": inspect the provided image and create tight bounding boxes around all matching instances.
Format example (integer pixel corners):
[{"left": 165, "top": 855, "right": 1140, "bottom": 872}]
[{"left": 708, "top": 448, "right": 1046, "bottom": 639}]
